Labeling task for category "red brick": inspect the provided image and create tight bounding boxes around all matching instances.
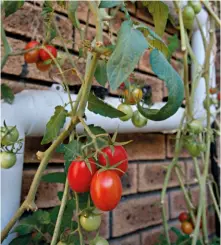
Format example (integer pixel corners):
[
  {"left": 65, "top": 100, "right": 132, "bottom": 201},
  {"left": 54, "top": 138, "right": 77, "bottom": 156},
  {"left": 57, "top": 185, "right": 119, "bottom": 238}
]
[
  {"left": 207, "top": 210, "right": 216, "bottom": 235},
  {"left": 3, "top": 2, "right": 73, "bottom": 49},
  {"left": 185, "top": 160, "right": 204, "bottom": 184},
  {"left": 110, "top": 233, "right": 140, "bottom": 245},
  {"left": 21, "top": 168, "right": 64, "bottom": 208},
  {"left": 112, "top": 194, "right": 169, "bottom": 237},
  {"left": 167, "top": 134, "right": 191, "bottom": 158},
  {"left": 24, "top": 137, "right": 64, "bottom": 163},
  {"left": 169, "top": 186, "right": 200, "bottom": 219},
  {"left": 141, "top": 221, "right": 180, "bottom": 245},
  {"left": 122, "top": 164, "right": 137, "bottom": 195},
  {"left": 1, "top": 79, "right": 48, "bottom": 95},
  {"left": 138, "top": 161, "right": 185, "bottom": 192},
  {"left": 116, "top": 133, "right": 166, "bottom": 161}
]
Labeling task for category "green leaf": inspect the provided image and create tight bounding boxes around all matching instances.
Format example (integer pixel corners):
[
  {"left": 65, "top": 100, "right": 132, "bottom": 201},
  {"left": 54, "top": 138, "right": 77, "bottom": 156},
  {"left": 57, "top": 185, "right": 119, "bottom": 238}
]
[
  {"left": 167, "top": 34, "right": 179, "bottom": 60},
  {"left": 1, "top": 84, "right": 14, "bottom": 104},
  {"left": 88, "top": 92, "right": 125, "bottom": 118},
  {"left": 3, "top": 0, "right": 24, "bottom": 17},
  {"left": 99, "top": 1, "right": 123, "bottom": 8},
  {"left": 144, "top": 1, "right": 169, "bottom": 37},
  {"left": 12, "top": 224, "right": 35, "bottom": 235},
  {"left": 68, "top": 1, "right": 80, "bottom": 29},
  {"left": 135, "top": 23, "right": 169, "bottom": 57},
  {"left": 56, "top": 139, "right": 82, "bottom": 172},
  {"left": 33, "top": 210, "right": 51, "bottom": 225},
  {"left": 9, "top": 235, "right": 31, "bottom": 245},
  {"left": 107, "top": 20, "right": 148, "bottom": 90},
  {"left": 12, "top": 216, "right": 37, "bottom": 235},
  {"left": 94, "top": 60, "right": 108, "bottom": 87},
  {"left": 138, "top": 49, "right": 184, "bottom": 121},
  {"left": 86, "top": 125, "right": 108, "bottom": 149},
  {"left": 42, "top": 172, "right": 66, "bottom": 184},
  {"left": 57, "top": 191, "right": 64, "bottom": 201},
  {"left": 41, "top": 106, "right": 68, "bottom": 145}
]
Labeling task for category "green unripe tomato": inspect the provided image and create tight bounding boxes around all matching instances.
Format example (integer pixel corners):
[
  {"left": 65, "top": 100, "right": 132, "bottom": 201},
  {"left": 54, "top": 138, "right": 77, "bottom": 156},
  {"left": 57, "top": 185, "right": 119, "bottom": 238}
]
[
  {"left": 188, "top": 120, "right": 204, "bottom": 134},
  {"left": 80, "top": 212, "right": 101, "bottom": 231},
  {"left": 184, "top": 140, "right": 201, "bottom": 157},
  {"left": 132, "top": 110, "right": 147, "bottom": 128},
  {"left": 92, "top": 237, "right": 109, "bottom": 245},
  {"left": 117, "top": 103, "right": 133, "bottom": 121},
  {"left": 0, "top": 152, "right": 16, "bottom": 169},
  {"left": 183, "top": 5, "right": 195, "bottom": 20},
  {"left": 1, "top": 126, "right": 19, "bottom": 146},
  {"left": 189, "top": 1, "right": 202, "bottom": 14}
]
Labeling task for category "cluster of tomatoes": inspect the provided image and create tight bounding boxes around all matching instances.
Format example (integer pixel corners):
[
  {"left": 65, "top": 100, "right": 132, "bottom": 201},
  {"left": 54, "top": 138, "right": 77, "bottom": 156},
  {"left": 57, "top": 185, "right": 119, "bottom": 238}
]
[
  {"left": 182, "top": 1, "right": 202, "bottom": 29},
  {"left": 179, "top": 211, "right": 203, "bottom": 235},
  {"left": 117, "top": 83, "right": 147, "bottom": 128},
  {"left": 67, "top": 144, "right": 127, "bottom": 243},
  {"left": 24, "top": 41, "right": 57, "bottom": 72},
  {"left": 0, "top": 126, "right": 19, "bottom": 169}
]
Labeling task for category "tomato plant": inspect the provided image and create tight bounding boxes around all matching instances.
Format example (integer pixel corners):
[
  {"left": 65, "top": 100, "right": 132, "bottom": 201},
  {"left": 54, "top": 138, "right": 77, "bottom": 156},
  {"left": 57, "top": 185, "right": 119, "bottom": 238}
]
[
  {"left": 68, "top": 158, "right": 97, "bottom": 193},
  {"left": 124, "top": 86, "right": 143, "bottom": 105},
  {"left": 117, "top": 103, "right": 133, "bottom": 121},
  {"left": 179, "top": 212, "right": 189, "bottom": 222},
  {"left": 0, "top": 152, "right": 16, "bottom": 169},
  {"left": 188, "top": 119, "right": 203, "bottom": 134},
  {"left": 1, "top": 126, "right": 19, "bottom": 146},
  {"left": 181, "top": 221, "right": 194, "bottom": 235},
  {"left": 90, "top": 170, "right": 122, "bottom": 211},
  {"left": 24, "top": 41, "right": 40, "bottom": 63},
  {"left": 132, "top": 110, "right": 147, "bottom": 128},
  {"left": 39, "top": 45, "right": 57, "bottom": 61},
  {"left": 80, "top": 211, "right": 101, "bottom": 231},
  {"left": 189, "top": 1, "right": 202, "bottom": 14},
  {"left": 91, "top": 236, "right": 109, "bottom": 245},
  {"left": 98, "top": 145, "right": 128, "bottom": 177},
  {"left": 1, "top": 1, "right": 220, "bottom": 245},
  {"left": 36, "top": 61, "right": 51, "bottom": 72}
]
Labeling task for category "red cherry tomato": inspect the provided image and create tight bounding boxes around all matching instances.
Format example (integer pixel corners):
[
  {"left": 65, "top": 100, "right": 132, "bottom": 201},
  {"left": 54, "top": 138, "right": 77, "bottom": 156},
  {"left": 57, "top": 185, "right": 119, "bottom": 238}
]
[
  {"left": 39, "top": 45, "right": 57, "bottom": 61},
  {"left": 209, "top": 87, "right": 218, "bottom": 94},
  {"left": 98, "top": 146, "right": 128, "bottom": 177},
  {"left": 119, "top": 83, "right": 125, "bottom": 89},
  {"left": 90, "top": 170, "right": 122, "bottom": 211},
  {"left": 24, "top": 41, "right": 40, "bottom": 63},
  {"left": 36, "top": 61, "right": 51, "bottom": 72},
  {"left": 68, "top": 158, "right": 97, "bottom": 193},
  {"left": 179, "top": 212, "right": 189, "bottom": 222}
]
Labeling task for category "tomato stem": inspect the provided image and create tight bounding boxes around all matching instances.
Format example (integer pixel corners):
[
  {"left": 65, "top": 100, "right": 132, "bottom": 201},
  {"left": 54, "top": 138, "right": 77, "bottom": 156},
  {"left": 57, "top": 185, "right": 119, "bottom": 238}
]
[{"left": 50, "top": 179, "right": 69, "bottom": 245}]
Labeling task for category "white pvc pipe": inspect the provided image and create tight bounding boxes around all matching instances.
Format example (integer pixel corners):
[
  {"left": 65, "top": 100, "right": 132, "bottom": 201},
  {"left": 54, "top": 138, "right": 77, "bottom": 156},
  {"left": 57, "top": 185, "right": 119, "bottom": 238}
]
[{"left": 0, "top": 8, "right": 217, "bottom": 245}]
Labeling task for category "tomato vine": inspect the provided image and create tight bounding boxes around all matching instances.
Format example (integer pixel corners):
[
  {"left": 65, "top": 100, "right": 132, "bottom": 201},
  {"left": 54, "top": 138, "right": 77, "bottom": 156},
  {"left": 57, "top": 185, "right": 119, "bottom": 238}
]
[{"left": 1, "top": 1, "right": 220, "bottom": 245}]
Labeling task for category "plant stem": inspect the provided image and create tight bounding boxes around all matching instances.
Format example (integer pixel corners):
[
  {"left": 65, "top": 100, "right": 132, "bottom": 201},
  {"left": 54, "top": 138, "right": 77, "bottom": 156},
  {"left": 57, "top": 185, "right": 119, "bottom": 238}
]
[
  {"left": 161, "top": 115, "right": 185, "bottom": 245},
  {"left": 174, "top": 1, "right": 186, "bottom": 51},
  {"left": 201, "top": 0, "right": 221, "bottom": 27},
  {"left": 208, "top": 181, "right": 221, "bottom": 222},
  {"left": 77, "top": 54, "right": 98, "bottom": 116},
  {"left": 50, "top": 179, "right": 69, "bottom": 245},
  {"left": 1, "top": 22, "right": 12, "bottom": 70},
  {"left": 74, "top": 192, "right": 84, "bottom": 245},
  {"left": 191, "top": 18, "right": 215, "bottom": 245}
]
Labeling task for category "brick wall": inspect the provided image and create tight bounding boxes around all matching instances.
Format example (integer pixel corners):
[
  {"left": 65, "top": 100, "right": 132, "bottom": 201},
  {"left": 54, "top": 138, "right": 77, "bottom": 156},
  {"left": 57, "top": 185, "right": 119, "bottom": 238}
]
[{"left": 1, "top": 1, "right": 217, "bottom": 244}]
